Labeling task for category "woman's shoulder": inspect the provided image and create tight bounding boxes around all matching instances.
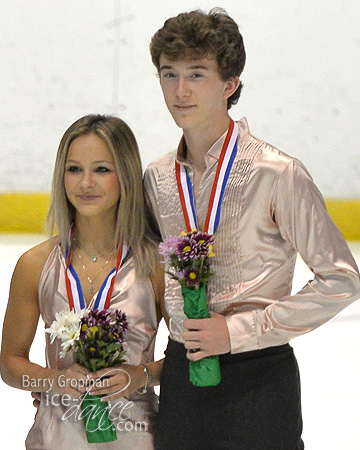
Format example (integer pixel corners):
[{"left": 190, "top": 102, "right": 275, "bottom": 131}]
[
  {"left": 15, "top": 237, "right": 59, "bottom": 279},
  {"left": 8, "top": 237, "right": 59, "bottom": 301}
]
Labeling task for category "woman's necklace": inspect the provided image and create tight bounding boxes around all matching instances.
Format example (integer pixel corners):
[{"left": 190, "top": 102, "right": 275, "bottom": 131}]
[
  {"left": 78, "top": 250, "right": 114, "bottom": 294},
  {"left": 65, "top": 224, "right": 128, "bottom": 312},
  {"left": 73, "top": 236, "right": 113, "bottom": 262}
]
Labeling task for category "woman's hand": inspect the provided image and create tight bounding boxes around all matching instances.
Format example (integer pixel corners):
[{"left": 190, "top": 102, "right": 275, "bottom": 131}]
[
  {"left": 88, "top": 364, "right": 146, "bottom": 402},
  {"left": 31, "top": 391, "right": 41, "bottom": 409},
  {"left": 49, "top": 362, "right": 92, "bottom": 398}
]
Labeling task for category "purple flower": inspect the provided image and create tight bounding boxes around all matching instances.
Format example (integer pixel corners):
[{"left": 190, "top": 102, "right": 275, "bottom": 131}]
[
  {"left": 91, "top": 309, "right": 112, "bottom": 324},
  {"left": 115, "top": 310, "right": 129, "bottom": 338},
  {"left": 84, "top": 341, "right": 99, "bottom": 357},
  {"left": 191, "top": 231, "right": 215, "bottom": 246},
  {"left": 176, "top": 237, "right": 197, "bottom": 261},
  {"left": 189, "top": 232, "right": 215, "bottom": 259},
  {"left": 78, "top": 308, "right": 129, "bottom": 344},
  {"left": 159, "top": 231, "right": 215, "bottom": 287},
  {"left": 184, "top": 268, "right": 202, "bottom": 287},
  {"left": 159, "top": 236, "right": 179, "bottom": 262},
  {"left": 81, "top": 315, "right": 96, "bottom": 328},
  {"left": 79, "top": 322, "right": 89, "bottom": 340},
  {"left": 109, "top": 325, "right": 126, "bottom": 342},
  {"left": 80, "top": 309, "right": 111, "bottom": 330},
  {"left": 108, "top": 310, "right": 129, "bottom": 343}
]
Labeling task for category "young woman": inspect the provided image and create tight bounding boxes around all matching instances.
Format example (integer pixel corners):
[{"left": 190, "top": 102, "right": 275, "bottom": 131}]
[{"left": 1, "top": 115, "right": 167, "bottom": 449}]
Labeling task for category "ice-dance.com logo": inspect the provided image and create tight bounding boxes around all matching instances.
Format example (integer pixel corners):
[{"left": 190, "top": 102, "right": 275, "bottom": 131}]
[{"left": 22, "top": 369, "right": 149, "bottom": 432}]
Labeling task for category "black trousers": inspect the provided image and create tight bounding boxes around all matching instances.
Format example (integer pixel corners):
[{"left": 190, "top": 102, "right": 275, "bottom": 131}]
[{"left": 155, "top": 339, "right": 304, "bottom": 450}]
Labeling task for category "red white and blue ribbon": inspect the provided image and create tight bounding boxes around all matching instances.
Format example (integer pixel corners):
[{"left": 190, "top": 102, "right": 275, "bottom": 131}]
[
  {"left": 175, "top": 161, "right": 199, "bottom": 231},
  {"left": 176, "top": 119, "right": 238, "bottom": 234},
  {"left": 65, "top": 226, "right": 128, "bottom": 312}
]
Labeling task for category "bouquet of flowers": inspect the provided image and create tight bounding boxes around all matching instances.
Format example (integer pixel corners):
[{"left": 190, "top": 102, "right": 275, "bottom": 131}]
[
  {"left": 46, "top": 308, "right": 129, "bottom": 443},
  {"left": 159, "top": 230, "right": 221, "bottom": 387}
]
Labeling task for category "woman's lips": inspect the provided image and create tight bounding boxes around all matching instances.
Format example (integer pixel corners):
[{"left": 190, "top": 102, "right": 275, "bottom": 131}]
[{"left": 77, "top": 195, "right": 100, "bottom": 201}]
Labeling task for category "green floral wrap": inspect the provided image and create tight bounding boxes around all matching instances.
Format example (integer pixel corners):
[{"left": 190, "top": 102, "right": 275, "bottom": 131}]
[
  {"left": 80, "top": 392, "right": 117, "bottom": 443},
  {"left": 182, "top": 284, "right": 221, "bottom": 387}
]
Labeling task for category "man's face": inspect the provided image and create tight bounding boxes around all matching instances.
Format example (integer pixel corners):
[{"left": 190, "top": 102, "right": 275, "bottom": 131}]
[{"left": 159, "top": 55, "right": 237, "bottom": 132}]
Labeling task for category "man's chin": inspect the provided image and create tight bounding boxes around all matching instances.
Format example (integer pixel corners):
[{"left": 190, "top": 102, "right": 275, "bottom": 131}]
[{"left": 170, "top": 114, "right": 195, "bottom": 131}]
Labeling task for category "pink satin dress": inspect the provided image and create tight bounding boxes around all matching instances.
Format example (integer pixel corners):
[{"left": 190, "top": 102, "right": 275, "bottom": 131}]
[{"left": 25, "top": 244, "right": 159, "bottom": 449}]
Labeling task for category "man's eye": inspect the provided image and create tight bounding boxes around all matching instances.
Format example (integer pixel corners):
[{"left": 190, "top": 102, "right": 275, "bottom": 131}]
[
  {"left": 163, "top": 73, "right": 175, "bottom": 79},
  {"left": 191, "top": 73, "right": 202, "bottom": 78}
]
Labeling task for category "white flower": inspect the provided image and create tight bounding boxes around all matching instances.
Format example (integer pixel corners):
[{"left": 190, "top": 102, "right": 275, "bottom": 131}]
[
  {"left": 59, "top": 341, "right": 74, "bottom": 358},
  {"left": 45, "top": 310, "right": 84, "bottom": 355}
]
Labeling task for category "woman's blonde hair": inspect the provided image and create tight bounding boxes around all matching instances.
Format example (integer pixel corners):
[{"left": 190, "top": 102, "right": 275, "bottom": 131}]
[{"left": 47, "top": 114, "right": 158, "bottom": 277}]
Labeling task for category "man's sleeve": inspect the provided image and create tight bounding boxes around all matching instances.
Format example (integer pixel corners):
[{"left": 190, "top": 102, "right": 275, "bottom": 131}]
[{"left": 226, "top": 159, "right": 360, "bottom": 353}]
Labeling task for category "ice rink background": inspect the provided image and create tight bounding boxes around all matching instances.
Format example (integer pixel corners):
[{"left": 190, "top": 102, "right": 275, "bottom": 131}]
[
  {"left": 1, "top": 0, "right": 360, "bottom": 448},
  {"left": 0, "top": 234, "right": 359, "bottom": 449},
  {"left": 1, "top": 0, "right": 360, "bottom": 196}
]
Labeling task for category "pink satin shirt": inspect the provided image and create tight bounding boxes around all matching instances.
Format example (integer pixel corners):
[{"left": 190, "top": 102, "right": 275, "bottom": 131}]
[{"left": 144, "top": 118, "right": 360, "bottom": 354}]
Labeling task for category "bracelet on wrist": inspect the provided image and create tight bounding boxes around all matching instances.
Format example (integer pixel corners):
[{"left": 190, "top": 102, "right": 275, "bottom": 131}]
[{"left": 136, "top": 364, "right": 152, "bottom": 394}]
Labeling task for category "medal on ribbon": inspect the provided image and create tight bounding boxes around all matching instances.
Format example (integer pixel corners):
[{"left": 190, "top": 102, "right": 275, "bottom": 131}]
[
  {"left": 172, "top": 120, "right": 239, "bottom": 387},
  {"left": 63, "top": 226, "right": 128, "bottom": 442},
  {"left": 65, "top": 225, "right": 128, "bottom": 313},
  {"left": 176, "top": 119, "right": 238, "bottom": 234}
]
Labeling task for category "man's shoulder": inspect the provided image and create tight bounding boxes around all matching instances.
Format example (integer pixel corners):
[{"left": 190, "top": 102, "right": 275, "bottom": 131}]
[
  {"left": 238, "top": 118, "right": 295, "bottom": 165},
  {"left": 144, "top": 150, "right": 176, "bottom": 179},
  {"left": 243, "top": 129, "right": 302, "bottom": 177}
]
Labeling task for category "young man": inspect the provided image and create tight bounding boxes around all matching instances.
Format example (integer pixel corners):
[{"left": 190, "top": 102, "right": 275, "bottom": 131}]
[{"left": 144, "top": 8, "right": 360, "bottom": 449}]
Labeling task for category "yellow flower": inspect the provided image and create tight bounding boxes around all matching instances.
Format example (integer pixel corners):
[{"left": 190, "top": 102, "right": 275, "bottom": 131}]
[
  {"left": 87, "top": 325, "right": 99, "bottom": 338},
  {"left": 81, "top": 323, "right": 88, "bottom": 332},
  {"left": 180, "top": 231, "right": 187, "bottom": 236},
  {"left": 189, "top": 272, "right": 197, "bottom": 280},
  {"left": 208, "top": 244, "right": 215, "bottom": 257},
  {"left": 183, "top": 245, "right": 192, "bottom": 252}
]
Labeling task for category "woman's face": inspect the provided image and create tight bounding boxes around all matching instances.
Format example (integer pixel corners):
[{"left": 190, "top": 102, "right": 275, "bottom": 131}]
[{"left": 64, "top": 133, "right": 120, "bottom": 220}]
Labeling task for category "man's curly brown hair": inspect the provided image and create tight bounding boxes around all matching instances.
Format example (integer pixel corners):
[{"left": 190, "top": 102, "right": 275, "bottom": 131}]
[{"left": 150, "top": 8, "right": 246, "bottom": 109}]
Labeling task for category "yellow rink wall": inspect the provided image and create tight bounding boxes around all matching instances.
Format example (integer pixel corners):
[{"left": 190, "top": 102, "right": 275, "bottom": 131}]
[
  {"left": 0, "top": 193, "right": 359, "bottom": 240},
  {"left": 0, "top": 193, "right": 50, "bottom": 234}
]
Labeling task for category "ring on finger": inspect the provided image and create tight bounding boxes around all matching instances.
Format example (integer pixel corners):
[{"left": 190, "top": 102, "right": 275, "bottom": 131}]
[{"left": 190, "top": 348, "right": 201, "bottom": 353}]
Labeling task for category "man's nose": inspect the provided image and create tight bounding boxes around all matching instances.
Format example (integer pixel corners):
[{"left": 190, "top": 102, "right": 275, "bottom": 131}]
[{"left": 175, "top": 77, "right": 191, "bottom": 97}]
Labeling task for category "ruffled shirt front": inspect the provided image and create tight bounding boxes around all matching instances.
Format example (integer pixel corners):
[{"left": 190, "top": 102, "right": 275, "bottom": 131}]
[{"left": 144, "top": 117, "right": 360, "bottom": 353}]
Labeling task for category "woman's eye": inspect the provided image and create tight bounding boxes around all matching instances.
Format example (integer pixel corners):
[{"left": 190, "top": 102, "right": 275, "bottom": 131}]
[
  {"left": 66, "top": 166, "right": 81, "bottom": 172},
  {"left": 191, "top": 73, "right": 202, "bottom": 78},
  {"left": 95, "top": 166, "right": 110, "bottom": 173}
]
